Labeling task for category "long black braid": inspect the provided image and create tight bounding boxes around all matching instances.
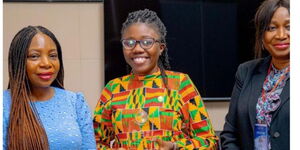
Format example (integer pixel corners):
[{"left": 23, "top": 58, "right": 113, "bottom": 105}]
[
  {"left": 121, "top": 9, "right": 171, "bottom": 88},
  {"left": 7, "top": 25, "right": 64, "bottom": 150}
]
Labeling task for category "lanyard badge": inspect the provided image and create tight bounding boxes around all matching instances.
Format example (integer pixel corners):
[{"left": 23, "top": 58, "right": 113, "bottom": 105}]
[{"left": 254, "top": 124, "right": 269, "bottom": 150}]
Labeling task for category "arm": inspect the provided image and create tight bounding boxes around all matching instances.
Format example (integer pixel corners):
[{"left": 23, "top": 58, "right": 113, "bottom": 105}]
[
  {"left": 75, "top": 93, "right": 97, "bottom": 149},
  {"left": 93, "top": 83, "right": 115, "bottom": 150},
  {"left": 176, "top": 74, "right": 218, "bottom": 150},
  {"left": 3, "top": 109, "right": 8, "bottom": 150},
  {"left": 220, "top": 64, "right": 245, "bottom": 150},
  {"left": 3, "top": 91, "right": 10, "bottom": 150}
]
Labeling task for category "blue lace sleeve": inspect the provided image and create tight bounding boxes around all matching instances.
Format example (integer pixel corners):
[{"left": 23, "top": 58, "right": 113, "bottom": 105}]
[
  {"left": 3, "top": 91, "right": 10, "bottom": 150},
  {"left": 75, "top": 93, "right": 96, "bottom": 149},
  {"left": 3, "top": 109, "right": 8, "bottom": 150}
]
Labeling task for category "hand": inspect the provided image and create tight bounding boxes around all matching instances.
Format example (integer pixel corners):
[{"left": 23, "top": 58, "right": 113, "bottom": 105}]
[{"left": 153, "top": 138, "right": 176, "bottom": 150}]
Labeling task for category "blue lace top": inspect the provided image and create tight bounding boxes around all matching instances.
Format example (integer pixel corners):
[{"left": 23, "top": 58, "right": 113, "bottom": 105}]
[{"left": 3, "top": 87, "right": 96, "bottom": 150}]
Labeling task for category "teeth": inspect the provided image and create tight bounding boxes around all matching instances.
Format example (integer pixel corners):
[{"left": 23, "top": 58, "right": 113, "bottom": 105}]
[{"left": 133, "top": 57, "right": 146, "bottom": 64}]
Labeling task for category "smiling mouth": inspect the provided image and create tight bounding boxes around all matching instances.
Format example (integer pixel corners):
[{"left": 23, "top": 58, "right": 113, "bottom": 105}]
[
  {"left": 274, "top": 43, "right": 290, "bottom": 50},
  {"left": 37, "top": 73, "right": 54, "bottom": 80},
  {"left": 132, "top": 57, "right": 148, "bottom": 64}
]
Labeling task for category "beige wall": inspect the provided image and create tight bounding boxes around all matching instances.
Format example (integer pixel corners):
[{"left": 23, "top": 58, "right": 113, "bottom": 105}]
[
  {"left": 205, "top": 101, "right": 229, "bottom": 131},
  {"left": 3, "top": 2, "right": 104, "bottom": 110},
  {"left": 3, "top": 2, "right": 229, "bottom": 131}
]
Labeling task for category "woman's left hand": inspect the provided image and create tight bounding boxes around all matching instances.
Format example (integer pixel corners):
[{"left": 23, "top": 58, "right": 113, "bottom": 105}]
[{"left": 153, "top": 138, "right": 176, "bottom": 150}]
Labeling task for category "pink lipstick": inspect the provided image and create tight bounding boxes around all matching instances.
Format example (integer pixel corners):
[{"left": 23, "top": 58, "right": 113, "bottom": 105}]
[
  {"left": 37, "top": 72, "right": 53, "bottom": 80},
  {"left": 274, "top": 43, "right": 289, "bottom": 50}
]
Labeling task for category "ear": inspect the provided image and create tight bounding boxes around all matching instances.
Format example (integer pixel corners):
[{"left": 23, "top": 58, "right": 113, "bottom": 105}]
[{"left": 159, "top": 43, "right": 166, "bottom": 55}]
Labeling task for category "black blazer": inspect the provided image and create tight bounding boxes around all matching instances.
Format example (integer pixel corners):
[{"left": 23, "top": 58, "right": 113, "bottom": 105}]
[{"left": 220, "top": 56, "right": 290, "bottom": 150}]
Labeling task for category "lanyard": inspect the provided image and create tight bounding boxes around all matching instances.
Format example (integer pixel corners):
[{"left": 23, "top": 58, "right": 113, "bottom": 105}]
[{"left": 261, "top": 63, "right": 290, "bottom": 103}]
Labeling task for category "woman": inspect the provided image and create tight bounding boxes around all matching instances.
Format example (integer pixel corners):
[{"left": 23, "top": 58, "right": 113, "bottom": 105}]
[
  {"left": 220, "top": 0, "right": 290, "bottom": 150},
  {"left": 93, "top": 9, "right": 218, "bottom": 150},
  {"left": 3, "top": 26, "right": 96, "bottom": 150}
]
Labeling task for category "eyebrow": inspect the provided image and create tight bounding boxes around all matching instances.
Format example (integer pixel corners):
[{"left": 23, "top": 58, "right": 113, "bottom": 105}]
[
  {"left": 28, "top": 49, "right": 58, "bottom": 53},
  {"left": 270, "top": 19, "right": 290, "bottom": 24}
]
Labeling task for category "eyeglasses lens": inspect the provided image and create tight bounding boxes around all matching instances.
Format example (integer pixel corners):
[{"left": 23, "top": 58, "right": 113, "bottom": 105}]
[{"left": 122, "top": 39, "right": 155, "bottom": 50}]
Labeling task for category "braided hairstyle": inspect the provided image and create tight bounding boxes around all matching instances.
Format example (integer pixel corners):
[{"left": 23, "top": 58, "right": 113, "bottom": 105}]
[
  {"left": 7, "top": 25, "right": 64, "bottom": 150},
  {"left": 121, "top": 9, "right": 171, "bottom": 88}
]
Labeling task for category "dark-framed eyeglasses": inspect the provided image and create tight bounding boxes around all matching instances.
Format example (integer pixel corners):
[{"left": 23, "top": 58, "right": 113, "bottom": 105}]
[{"left": 121, "top": 38, "right": 161, "bottom": 50}]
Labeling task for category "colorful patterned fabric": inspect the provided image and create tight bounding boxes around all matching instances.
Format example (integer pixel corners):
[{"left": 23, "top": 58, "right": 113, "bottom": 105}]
[
  {"left": 93, "top": 70, "right": 218, "bottom": 150},
  {"left": 255, "top": 64, "right": 290, "bottom": 150},
  {"left": 256, "top": 64, "right": 290, "bottom": 126}
]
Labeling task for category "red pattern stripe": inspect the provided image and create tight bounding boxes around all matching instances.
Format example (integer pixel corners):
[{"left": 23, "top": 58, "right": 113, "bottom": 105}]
[
  {"left": 192, "top": 120, "right": 208, "bottom": 129},
  {"left": 114, "top": 91, "right": 130, "bottom": 97},
  {"left": 144, "top": 102, "right": 163, "bottom": 107},
  {"left": 182, "top": 91, "right": 197, "bottom": 103}
]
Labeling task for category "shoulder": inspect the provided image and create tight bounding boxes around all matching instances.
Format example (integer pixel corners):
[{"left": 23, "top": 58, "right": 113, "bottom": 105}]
[
  {"left": 54, "top": 87, "right": 83, "bottom": 97},
  {"left": 238, "top": 56, "right": 270, "bottom": 71},
  {"left": 165, "top": 70, "right": 188, "bottom": 79},
  {"left": 53, "top": 87, "right": 86, "bottom": 105},
  {"left": 107, "top": 74, "right": 131, "bottom": 85},
  {"left": 164, "top": 70, "right": 194, "bottom": 89},
  {"left": 3, "top": 90, "right": 12, "bottom": 111},
  {"left": 240, "top": 58, "right": 261, "bottom": 68},
  {"left": 102, "top": 74, "right": 132, "bottom": 92},
  {"left": 3, "top": 90, "right": 11, "bottom": 101},
  {"left": 237, "top": 56, "right": 271, "bottom": 77}
]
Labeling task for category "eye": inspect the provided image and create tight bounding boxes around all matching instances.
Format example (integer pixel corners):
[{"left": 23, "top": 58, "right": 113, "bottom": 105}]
[
  {"left": 267, "top": 25, "right": 277, "bottom": 31},
  {"left": 285, "top": 24, "right": 290, "bottom": 31},
  {"left": 49, "top": 53, "right": 58, "bottom": 59},
  {"left": 27, "top": 54, "right": 40, "bottom": 60},
  {"left": 123, "top": 39, "right": 136, "bottom": 48},
  {"left": 141, "top": 39, "right": 154, "bottom": 47}
]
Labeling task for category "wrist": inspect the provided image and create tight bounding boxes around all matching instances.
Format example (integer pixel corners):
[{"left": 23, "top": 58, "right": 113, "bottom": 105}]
[{"left": 173, "top": 142, "right": 177, "bottom": 150}]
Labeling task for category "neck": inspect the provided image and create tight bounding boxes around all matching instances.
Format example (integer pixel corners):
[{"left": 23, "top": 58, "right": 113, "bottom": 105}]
[
  {"left": 30, "top": 86, "right": 54, "bottom": 101},
  {"left": 132, "top": 66, "right": 160, "bottom": 76},
  {"left": 271, "top": 57, "right": 290, "bottom": 70}
]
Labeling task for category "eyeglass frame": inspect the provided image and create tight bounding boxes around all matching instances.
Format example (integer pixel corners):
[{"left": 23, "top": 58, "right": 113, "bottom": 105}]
[{"left": 120, "top": 38, "right": 162, "bottom": 50}]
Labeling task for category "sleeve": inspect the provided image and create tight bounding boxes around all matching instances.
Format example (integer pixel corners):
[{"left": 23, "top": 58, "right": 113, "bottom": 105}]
[
  {"left": 75, "top": 93, "right": 97, "bottom": 149},
  {"left": 3, "top": 91, "right": 10, "bottom": 150},
  {"left": 3, "top": 116, "right": 8, "bottom": 150},
  {"left": 220, "top": 64, "right": 245, "bottom": 150},
  {"left": 93, "top": 82, "right": 115, "bottom": 150},
  {"left": 176, "top": 74, "right": 219, "bottom": 150}
]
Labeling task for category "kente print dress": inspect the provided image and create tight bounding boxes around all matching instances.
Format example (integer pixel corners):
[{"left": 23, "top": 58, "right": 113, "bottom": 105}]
[{"left": 93, "top": 70, "right": 218, "bottom": 150}]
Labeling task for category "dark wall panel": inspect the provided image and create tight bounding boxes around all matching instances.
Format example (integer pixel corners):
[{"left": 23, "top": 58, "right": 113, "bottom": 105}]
[{"left": 104, "top": 0, "right": 262, "bottom": 100}]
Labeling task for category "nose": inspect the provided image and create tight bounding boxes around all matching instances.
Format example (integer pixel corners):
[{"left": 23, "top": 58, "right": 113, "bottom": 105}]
[
  {"left": 276, "top": 27, "right": 289, "bottom": 40},
  {"left": 39, "top": 56, "right": 52, "bottom": 68},
  {"left": 132, "top": 41, "right": 145, "bottom": 53}
]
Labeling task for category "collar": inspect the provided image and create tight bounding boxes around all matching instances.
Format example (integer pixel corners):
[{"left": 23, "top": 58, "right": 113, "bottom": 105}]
[{"left": 130, "top": 69, "right": 161, "bottom": 81}]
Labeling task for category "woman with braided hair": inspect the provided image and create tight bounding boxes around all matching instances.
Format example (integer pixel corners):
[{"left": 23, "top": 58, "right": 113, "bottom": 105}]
[
  {"left": 3, "top": 26, "right": 96, "bottom": 150},
  {"left": 93, "top": 9, "right": 218, "bottom": 150}
]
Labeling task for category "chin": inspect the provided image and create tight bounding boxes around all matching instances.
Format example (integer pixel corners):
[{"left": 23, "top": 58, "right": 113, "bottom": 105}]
[{"left": 32, "top": 82, "right": 53, "bottom": 88}]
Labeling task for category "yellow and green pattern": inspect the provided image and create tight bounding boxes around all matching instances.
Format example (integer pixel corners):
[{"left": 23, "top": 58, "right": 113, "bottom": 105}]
[{"left": 94, "top": 70, "right": 218, "bottom": 149}]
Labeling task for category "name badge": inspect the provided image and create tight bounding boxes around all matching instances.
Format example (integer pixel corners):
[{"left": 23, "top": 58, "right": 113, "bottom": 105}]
[{"left": 254, "top": 124, "right": 269, "bottom": 150}]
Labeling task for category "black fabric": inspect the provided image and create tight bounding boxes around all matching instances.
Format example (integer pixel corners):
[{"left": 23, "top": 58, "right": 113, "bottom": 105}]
[{"left": 220, "top": 56, "right": 290, "bottom": 150}]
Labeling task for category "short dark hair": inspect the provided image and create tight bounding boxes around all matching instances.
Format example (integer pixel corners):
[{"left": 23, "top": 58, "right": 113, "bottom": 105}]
[{"left": 254, "top": 0, "right": 290, "bottom": 58}]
